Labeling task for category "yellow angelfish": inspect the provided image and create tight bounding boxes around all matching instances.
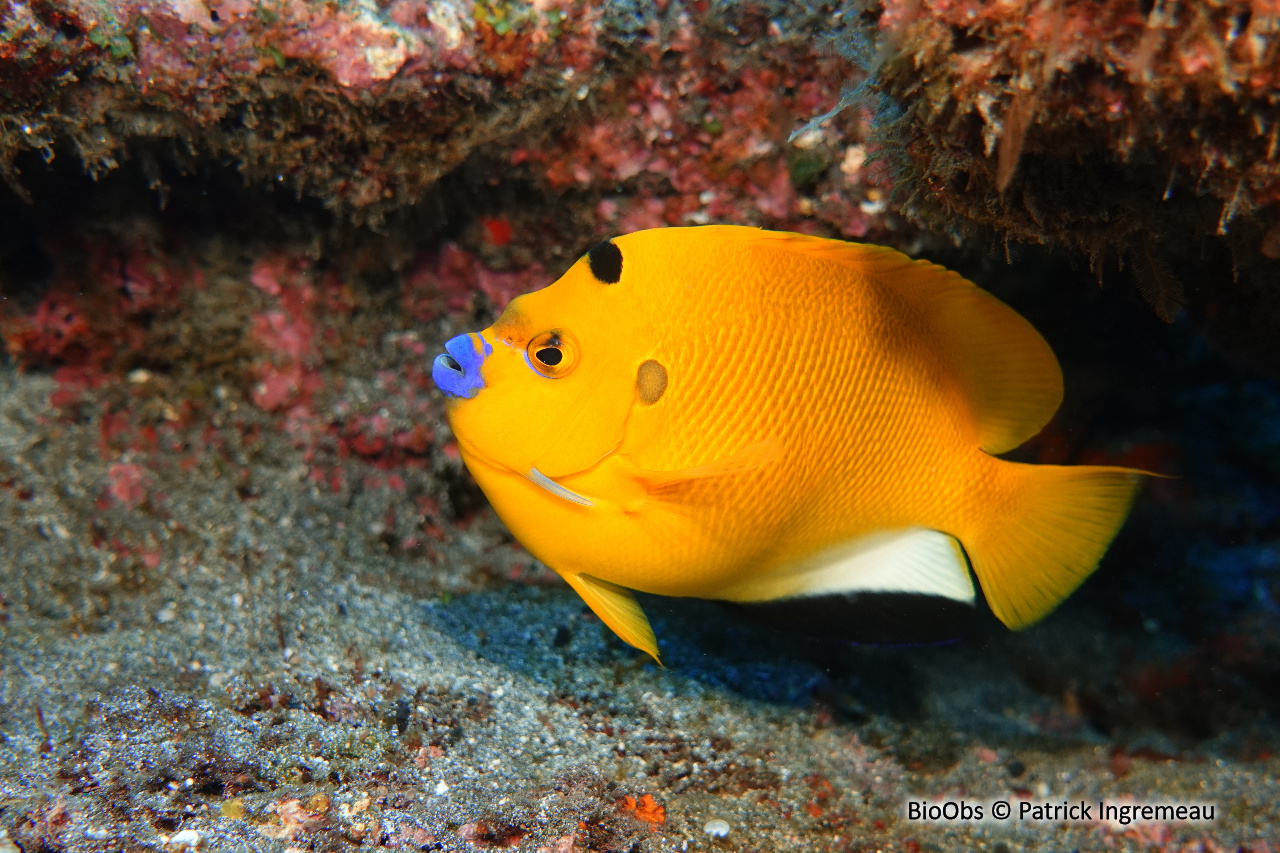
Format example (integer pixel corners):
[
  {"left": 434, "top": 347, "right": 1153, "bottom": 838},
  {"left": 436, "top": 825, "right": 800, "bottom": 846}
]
[{"left": 432, "top": 226, "right": 1145, "bottom": 661}]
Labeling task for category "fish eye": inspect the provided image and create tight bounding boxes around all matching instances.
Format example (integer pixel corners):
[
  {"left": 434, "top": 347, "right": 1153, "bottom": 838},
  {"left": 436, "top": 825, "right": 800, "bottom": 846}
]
[{"left": 525, "top": 330, "right": 578, "bottom": 378}]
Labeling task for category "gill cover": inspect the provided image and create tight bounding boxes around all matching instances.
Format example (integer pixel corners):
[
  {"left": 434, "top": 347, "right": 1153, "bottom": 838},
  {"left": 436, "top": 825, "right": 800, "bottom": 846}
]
[{"left": 446, "top": 247, "right": 648, "bottom": 479}]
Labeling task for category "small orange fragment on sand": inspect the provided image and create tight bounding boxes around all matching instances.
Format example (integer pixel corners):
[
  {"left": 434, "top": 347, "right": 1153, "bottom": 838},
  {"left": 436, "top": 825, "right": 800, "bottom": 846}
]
[
  {"left": 618, "top": 794, "right": 665, "bottom": 825},
  {"left": 305, "top": 792, "right": 331, "bottom": 815}
]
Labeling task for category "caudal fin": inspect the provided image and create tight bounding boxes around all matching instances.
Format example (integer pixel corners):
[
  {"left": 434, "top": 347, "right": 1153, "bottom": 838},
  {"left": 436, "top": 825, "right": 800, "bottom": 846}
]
[{"left": 965, "top": 463, "right": 1145, "bottom": 630}]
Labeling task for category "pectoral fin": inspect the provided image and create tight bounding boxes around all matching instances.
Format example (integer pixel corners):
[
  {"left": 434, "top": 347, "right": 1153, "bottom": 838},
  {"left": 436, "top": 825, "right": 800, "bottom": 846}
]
[
  {"left": 560, "top": 571, "right": 660, "bottom": 663},
  {"left": 622, "top": 437, "right": 782, "bottom": 501}
]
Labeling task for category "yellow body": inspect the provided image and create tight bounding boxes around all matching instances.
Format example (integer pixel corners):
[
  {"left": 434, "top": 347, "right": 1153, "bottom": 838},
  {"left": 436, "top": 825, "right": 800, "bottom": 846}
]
[{"left": 443, "top": 226, "right": 1142, "bottom": 660}]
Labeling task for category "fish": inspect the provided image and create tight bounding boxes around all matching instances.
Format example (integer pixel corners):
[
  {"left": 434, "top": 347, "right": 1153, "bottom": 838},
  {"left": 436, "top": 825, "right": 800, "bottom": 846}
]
[{"left": 432, "top": 225, "right": 1146, "bottom": 662}]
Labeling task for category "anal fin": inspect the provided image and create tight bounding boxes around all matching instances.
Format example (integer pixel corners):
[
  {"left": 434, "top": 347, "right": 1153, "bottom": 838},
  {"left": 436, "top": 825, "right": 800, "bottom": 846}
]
[
  {"left": 722, "top": 528, "right": 979, "bottom": 644},
  {"left": 560, "top": 571, "right": 660, "bottom": 663},
  {"left": 727, "top": 528, "right": 976, "bottom": 603}
]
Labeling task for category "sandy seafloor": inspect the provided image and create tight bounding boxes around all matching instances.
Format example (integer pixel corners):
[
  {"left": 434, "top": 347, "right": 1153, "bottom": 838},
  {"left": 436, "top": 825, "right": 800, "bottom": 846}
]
[{"left": 3, "top": 241, "right": 1280, "bottom": 853}]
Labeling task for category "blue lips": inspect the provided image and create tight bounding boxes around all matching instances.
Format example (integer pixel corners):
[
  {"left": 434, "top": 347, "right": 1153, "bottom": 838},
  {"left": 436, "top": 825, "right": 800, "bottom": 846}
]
[{"left": 432, "top": 333, "right": 492, "bottom": 399}]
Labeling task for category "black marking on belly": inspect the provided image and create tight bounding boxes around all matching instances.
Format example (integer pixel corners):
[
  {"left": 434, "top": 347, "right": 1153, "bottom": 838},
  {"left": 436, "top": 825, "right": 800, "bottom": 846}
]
[
  {"left": 587, "top": 240, "right": 623, "bottom": 283},
  {"left": 724, "top": 592, "right": 980, "bottom": 645}
]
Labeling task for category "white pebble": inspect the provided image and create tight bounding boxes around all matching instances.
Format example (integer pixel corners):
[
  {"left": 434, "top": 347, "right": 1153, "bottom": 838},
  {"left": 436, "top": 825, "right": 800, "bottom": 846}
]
[
  {"left": 840, "top": 144, "right": 868, "bottom": 177},
  {"left": 703, "top": 818, "right": 731, "bottom": 838},
  {"left": 434, "top": 780, "right": 450, "bottom": 796},
  {"left": 166, "top": 829, "right": 201, "bottom": 850}
]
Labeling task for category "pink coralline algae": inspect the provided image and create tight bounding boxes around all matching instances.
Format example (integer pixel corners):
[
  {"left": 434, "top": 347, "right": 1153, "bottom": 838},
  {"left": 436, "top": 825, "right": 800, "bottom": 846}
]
[
  {"left": 514, "top": 42, "right": 879, "bottom": 239},
  {"left": 10, "top": 293, "right": 92, "bottom": 365},
  {"left": 0, "top": 0, "right": 618, "bottom": 223},
  {"left": 2, "top": 238, "right": 193, "bottom": 376},
  {"left": 0, "top": 227, "right": 539, "bottom": 580},
  {"left": 0, "top": 1, "right": 882, "bottom": 233},
  {"left": 401, "top": 244, "right": 544, "bottom": 320},
  {"left": 248, "top": 256, "right": 324, "bottom": 413},
  {"left": 106, "top": 462, "right": 148, "bottom": 509},
  {"left": 0, "top": 221, "right": 547, "bottom": 468},
  {"left": 134, "top": 0, "right": 426, "bottom": 95}
]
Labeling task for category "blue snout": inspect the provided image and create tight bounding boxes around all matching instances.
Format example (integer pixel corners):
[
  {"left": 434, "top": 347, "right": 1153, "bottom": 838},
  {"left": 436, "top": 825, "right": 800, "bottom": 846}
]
[{"left": 432, "top": 333, "right": 492, "bottom": 399}]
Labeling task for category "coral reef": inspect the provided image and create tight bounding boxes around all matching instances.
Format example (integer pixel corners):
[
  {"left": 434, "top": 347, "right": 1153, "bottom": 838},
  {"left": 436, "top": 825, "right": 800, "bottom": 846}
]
[
  {"left": 2, "top": 0, "right": 613, "bottom": 224},
  {"left": 0, "top": 0, "right": 866, "bottom": 227},
  {"left": 867, "top": 0, "right": 1280, "bottom": 252},
  {"left": 849, "top": 0, "right": 1280, "bottom": 370}
]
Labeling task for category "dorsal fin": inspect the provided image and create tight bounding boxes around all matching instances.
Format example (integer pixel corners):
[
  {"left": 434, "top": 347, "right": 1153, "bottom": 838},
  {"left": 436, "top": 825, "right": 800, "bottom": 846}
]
[{"left": 728, "top": 228, "right": 1064, "bottom": 454}]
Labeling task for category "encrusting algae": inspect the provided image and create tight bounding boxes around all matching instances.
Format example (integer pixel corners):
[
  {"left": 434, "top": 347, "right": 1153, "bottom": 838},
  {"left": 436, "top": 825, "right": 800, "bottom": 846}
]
[{"left": 435, "top": 225, "right": 1149, "bottom": 662}]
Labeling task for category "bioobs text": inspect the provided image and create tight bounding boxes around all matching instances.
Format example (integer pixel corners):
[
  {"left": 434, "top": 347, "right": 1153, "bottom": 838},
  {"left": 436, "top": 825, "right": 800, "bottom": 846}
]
[{"left": 907, "top": 801, "right": 985, "bottom": 821}]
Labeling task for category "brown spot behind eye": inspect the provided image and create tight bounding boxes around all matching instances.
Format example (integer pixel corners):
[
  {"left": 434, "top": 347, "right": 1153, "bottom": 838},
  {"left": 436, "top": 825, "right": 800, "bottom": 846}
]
[{"left": 636, "top": 359, "right": 668, "bottom": 405}]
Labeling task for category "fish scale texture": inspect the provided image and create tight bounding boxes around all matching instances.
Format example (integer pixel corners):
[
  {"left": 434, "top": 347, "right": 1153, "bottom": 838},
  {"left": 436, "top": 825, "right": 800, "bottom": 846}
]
[
  {"left": 616, "top": 230, "right": 974, "bottom": 586},
  {"left": 458, "top": 228, "right": 1011, "bottom": 605}
]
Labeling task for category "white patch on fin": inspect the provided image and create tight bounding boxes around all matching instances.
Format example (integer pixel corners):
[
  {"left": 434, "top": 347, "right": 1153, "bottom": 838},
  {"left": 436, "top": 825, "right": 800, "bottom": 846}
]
[
  {"left": 528, "top": 467, "right": 595, "bottom": 507},
  {"left": 725, "top": 528, "right": 975, "bottom": 603}
]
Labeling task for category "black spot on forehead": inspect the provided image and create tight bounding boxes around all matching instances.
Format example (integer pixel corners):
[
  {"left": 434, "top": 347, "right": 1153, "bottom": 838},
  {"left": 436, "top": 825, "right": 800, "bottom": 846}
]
[{"left": 587, "top": 240, "right": 623, "bottom": 284}]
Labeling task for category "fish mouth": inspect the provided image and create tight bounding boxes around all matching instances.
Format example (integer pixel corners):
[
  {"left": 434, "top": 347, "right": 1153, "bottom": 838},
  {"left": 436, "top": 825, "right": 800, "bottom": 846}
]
[{"left": 432, "top": 332, "right": 491, "bottom": 399}]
